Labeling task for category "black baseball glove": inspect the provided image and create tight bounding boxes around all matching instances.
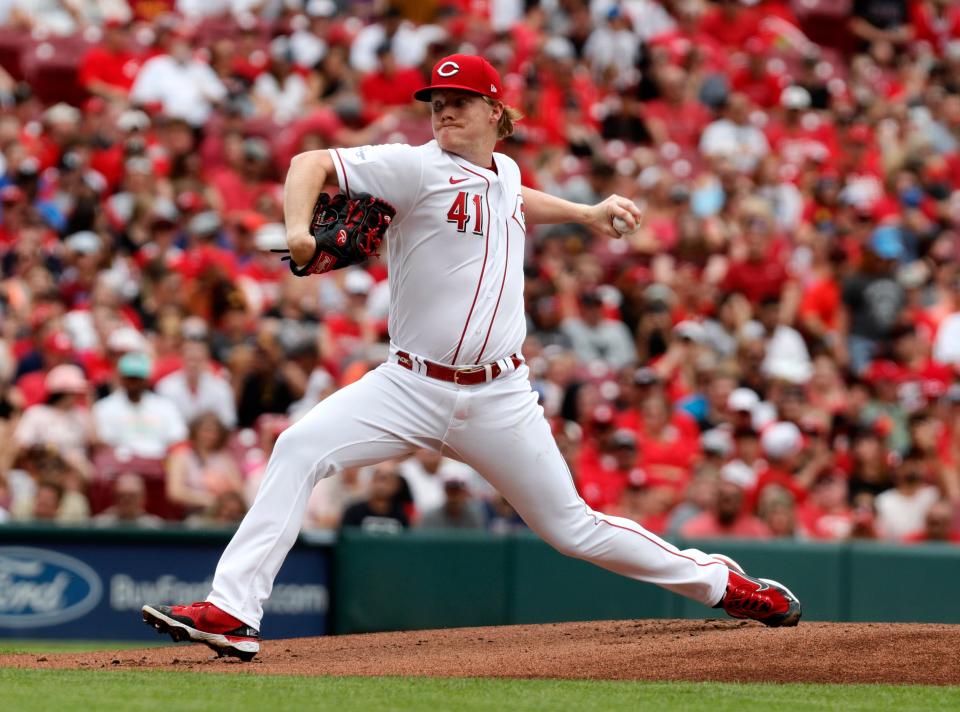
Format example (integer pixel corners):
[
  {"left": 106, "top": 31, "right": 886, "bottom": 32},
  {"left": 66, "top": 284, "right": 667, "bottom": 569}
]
[{"left": 274, "top": 192, "right": 396, "bottom": 276}]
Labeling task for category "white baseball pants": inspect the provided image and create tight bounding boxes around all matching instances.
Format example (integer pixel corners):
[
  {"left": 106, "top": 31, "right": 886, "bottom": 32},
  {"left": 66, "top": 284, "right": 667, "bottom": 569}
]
[{"left": 207, "top": 359, "right": 729, "bottom": 628}]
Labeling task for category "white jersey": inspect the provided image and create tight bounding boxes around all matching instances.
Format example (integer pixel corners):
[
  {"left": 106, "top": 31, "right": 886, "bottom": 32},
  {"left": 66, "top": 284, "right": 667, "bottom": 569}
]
[{"left": 331, "top": 140, "right": 527, "bottom": 366}]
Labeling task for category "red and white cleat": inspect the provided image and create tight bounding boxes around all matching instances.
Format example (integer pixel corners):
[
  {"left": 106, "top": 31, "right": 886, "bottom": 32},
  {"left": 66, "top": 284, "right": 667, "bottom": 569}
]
[
  {"left": 142, "top": 602, "right": 260, "bottom": 661},
  {"left": 710, "top": 554, "right": 802, "bottom": 628}
]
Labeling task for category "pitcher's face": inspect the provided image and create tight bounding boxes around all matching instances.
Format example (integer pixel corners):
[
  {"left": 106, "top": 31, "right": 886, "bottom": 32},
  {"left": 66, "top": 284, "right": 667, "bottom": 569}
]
[{"left": 430, "top": 90, "right": 500, "bottom": 158}]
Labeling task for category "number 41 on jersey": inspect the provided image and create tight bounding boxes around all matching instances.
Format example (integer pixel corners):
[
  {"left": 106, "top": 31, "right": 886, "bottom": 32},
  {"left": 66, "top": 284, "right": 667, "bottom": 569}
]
[{"left": 447, "top": 191, "right": 483, "bottom": 235}]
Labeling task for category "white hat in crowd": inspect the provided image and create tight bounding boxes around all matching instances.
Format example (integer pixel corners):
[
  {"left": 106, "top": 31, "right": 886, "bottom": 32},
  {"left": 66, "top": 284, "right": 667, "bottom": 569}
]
[
  {"left": 761, "top": 325, "right": 813, "bottom": 384},
  {"left": 780, "top": 85, "right": 812, "bottom": 110},
  {"left": 344, "top": 269, "right": 374, "bottom": 295},
  {"left": 673, "top": 320, "right": 707, "bottom": 344},
  {"left": 727, "top": 387, "right": 760, "bottom": 413},
  {"left": 720, "top": 460, "right": 757, "bottom": 489},
  {"left": 701, "top": 428, "right": 734, "bottom": 457},
  {"left": 106, "top": 326, "right": 150, "bottom": 354},
  {"left": 761, "top": 422, "right": 803, "bottom": 461},
  {"left": 254, "top": 223, "right": 287, "bottom": 251},
  {"left": 65, "top": 230, "right": 102, "bottom": 255}
]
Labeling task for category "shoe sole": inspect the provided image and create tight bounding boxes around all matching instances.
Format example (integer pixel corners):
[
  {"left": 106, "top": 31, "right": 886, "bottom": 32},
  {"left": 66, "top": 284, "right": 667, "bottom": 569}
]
[{"left": 141, "top": 605, "right": 259, "bottom": 662}]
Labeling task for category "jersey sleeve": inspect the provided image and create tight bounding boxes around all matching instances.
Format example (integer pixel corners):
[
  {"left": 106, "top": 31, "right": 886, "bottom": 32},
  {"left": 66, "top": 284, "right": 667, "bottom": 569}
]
[{"left": 328, "top": 143, "right": 422, "bottom": 220}]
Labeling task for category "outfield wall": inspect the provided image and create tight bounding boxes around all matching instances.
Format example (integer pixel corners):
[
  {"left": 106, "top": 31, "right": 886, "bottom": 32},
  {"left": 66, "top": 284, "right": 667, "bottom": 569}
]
[
  {"left": 333, "top": 530, "right": 960, "bottom": 632},
  {"left": 1, "top": 525, "right": 957, "bottom": 639}
]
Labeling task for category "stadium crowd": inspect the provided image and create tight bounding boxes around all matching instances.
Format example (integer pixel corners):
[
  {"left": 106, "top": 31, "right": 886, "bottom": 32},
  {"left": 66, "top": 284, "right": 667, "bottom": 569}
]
[{"left": 0, "top": 0, "right": 959, "bottom": 544}]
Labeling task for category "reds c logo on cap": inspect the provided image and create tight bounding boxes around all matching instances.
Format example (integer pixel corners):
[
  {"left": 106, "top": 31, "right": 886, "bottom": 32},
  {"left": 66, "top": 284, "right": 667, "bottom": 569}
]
[
  {"left": 437, "top": 61, "right": 460, "bottom": 77},
  {"left": 413, "top": 54, "right": 503, "bottom": 102}
]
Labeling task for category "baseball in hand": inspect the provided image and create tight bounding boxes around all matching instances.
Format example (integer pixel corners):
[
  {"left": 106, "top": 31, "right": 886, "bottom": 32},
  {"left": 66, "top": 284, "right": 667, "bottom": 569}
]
[{"left": 612, "top": 216, "right": 636, "bottom": 235}]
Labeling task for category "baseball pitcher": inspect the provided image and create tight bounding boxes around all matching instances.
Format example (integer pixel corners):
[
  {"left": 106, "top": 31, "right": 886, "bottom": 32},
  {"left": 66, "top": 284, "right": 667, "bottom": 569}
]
[{"left": 142, "top": 54, "right": 801, "bottom": 660}]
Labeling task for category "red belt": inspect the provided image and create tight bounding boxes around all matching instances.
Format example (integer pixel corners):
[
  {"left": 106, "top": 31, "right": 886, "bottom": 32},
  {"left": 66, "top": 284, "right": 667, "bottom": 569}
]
[{"left": 395, "top": 351, "right": 523, "bottom": 386}]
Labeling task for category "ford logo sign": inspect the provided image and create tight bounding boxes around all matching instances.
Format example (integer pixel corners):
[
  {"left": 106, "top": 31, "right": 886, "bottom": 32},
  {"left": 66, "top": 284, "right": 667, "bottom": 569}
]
[{"left": 0, "top": 547, "right": 103, "bottom": 628}]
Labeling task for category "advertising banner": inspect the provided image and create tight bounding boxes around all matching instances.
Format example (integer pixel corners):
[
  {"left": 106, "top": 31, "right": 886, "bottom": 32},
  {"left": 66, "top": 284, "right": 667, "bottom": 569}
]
[{"left": 0, "top": 528, "right": 330, "bottom": 640}]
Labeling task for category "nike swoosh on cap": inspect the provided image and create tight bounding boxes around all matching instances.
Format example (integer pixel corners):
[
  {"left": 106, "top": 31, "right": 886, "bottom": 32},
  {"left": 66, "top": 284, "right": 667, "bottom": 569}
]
[{"left": 449, "top": 177, "right": 468, "bottom": 184}]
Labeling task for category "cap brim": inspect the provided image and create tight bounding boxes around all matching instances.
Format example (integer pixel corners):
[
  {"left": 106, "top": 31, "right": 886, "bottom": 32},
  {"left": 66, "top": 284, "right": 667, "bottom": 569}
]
[{"left": 413, "top": 84, "right": 491, "bottom": 102}]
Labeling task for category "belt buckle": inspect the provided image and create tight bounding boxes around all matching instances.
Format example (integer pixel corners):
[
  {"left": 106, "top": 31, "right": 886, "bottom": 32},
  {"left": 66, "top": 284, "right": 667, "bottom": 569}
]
[{"left": 453, "top": 365, "right": 484, "bottom": 385}]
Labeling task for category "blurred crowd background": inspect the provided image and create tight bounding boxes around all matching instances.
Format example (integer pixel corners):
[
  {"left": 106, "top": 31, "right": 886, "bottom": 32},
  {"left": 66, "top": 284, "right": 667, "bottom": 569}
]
[{"left": 0, "top": 0, "right": 959, "bottom": 544}]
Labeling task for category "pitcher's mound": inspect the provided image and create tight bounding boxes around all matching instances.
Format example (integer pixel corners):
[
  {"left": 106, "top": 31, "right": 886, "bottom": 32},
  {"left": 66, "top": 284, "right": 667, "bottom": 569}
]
[{"left": 3, "top": 620, "right": 959, "bottom": 684}]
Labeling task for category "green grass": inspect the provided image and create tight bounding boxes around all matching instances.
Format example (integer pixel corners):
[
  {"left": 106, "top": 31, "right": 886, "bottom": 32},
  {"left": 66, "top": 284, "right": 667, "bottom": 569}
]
[
  {"left": 1, "top": 670, "right": 958, "bottom": 712},
  {"left": 0, "top": 640, "right": 165, "bottom": 654}
]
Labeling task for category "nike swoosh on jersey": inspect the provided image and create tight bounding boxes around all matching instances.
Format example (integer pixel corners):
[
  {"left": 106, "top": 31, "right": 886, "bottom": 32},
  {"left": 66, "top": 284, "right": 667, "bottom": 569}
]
[{"left": 449, "top": 177, "right": 469, "bottom": 184}]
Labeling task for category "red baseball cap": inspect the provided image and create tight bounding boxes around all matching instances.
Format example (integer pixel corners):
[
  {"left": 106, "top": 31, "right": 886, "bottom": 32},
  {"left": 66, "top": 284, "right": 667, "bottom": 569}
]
[
  {"left": 864, "top": 359, "right": 903, "bottom": 384},
  {"left": 413, "top": 54, "right": 503, "bottom": 102},
  {"left": 1, "top": 185, "right": 24, "bottom": 204},
  {"left": 43, "top": 331, "right": 74, "bottom": 356},
  {"left": 847, "top": 124, "right": 872, "bottom": 144}
]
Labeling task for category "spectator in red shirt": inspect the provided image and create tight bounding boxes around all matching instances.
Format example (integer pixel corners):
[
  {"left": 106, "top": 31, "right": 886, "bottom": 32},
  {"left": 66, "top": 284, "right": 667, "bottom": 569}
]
[
  {"left": 23, "top": 103, "right": 82, "bottom": 172},
  {"left": 838, "top": 124, "right": 884, "bottom": 181},
  {"left": 576, "top": 429, "right": 639, "bottom": 512},
  {"left": 642, "top": 65, "right": 712, "bottom": 149},
  {"left": 801, "top": 169, "right": 843, "bottom": 233},
  {"left": 78, "top": 19, "right": 142, "bottom": 102},
  {"left": 319, "top": 270, "right": 379, "bottom": 371},
  {"left": 0, "top": 185, "right": 30, "bottom": 247},
  {"left": 647, "top": 2, "right": 726, "bottom": 74},
  {"left": 635, "top": 394, "right": 700, "bottom": 498},
  {"left": 578, "top": 403, "right": 617, "bottom": 454},
  {"left": 798, "top": 473, "right": 855, "bottom": 540},
  {"left": 765, "top": 86, "right": 838, "bottom": 172},
  {"left": 891, "top": 324, "right": 952, "bottom": 393},
  {"left": 903, "top": 499, "right": 960, "bottom": 543},
  {"left": 665, "top": 465, "right": 720, "bottom": 537},
  {"left": 359, "top": 43, "right": 426, "bottom": 118},
  {"left": 758, "top": 484, "right": 803, "bottom": 538},
  {"left": 698, "top": 0, "right": 763, "bottom": 48},
  {"left": 910, "top": 0, "right": 960, "bottom": 56},
  {"left": 798, "top": 228, "right": 842, "bottom": 344},
  {"left": 729, "top": 38, "right": 786, "bottom": 109},
  {"left": 613, "top": 480, "right": 676, "bottom": 536},
  {"left": 752, "top": 422, "right": 817, "bottom": 510},
  {"left": 89, "top": 109, "right": 157, "bottom": 193},
  {"left": 207, "top": 137, "right": 278, "bottom": 216},
  {"left": 680, "top": 479, "right": 771, "bottom": 538},
  {"left": 722, "top": 198, "right": 789, "bottom": 304}
]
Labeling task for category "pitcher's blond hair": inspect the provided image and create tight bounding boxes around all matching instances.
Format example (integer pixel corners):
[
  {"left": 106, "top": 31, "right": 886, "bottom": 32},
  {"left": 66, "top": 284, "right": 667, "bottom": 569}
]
[{"left": 482, "top": 97, "right": 524, "bottom": 139}]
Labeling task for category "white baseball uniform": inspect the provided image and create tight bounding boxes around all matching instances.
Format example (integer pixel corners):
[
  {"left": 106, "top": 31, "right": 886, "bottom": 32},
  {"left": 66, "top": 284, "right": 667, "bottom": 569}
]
[{"left": 207, "top": 140, "right": 729, "bottom": 628}]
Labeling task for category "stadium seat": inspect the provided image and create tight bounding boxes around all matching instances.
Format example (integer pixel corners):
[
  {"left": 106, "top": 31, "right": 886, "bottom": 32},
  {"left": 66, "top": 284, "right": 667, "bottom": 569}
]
[
  {"left": 0, "top": 29, "right": 32, "bottom": 81},
  {"left": 90, "top": 449, "right": 184, "bottom": 521},
  {"left": 791, "top": 0, "right": 857, "bottom": 53}
]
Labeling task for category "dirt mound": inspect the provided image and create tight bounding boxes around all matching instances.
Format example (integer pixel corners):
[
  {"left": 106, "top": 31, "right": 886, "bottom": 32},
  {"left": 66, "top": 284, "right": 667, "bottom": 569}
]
[{"left": 3, "top": 620, "right": 959, "bottom": 684}]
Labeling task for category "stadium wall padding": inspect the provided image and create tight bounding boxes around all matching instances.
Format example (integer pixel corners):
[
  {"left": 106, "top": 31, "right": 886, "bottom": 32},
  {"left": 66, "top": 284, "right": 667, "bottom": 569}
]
[{"left": 333, "top": 531, "right": 960, "bottom": 633}]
